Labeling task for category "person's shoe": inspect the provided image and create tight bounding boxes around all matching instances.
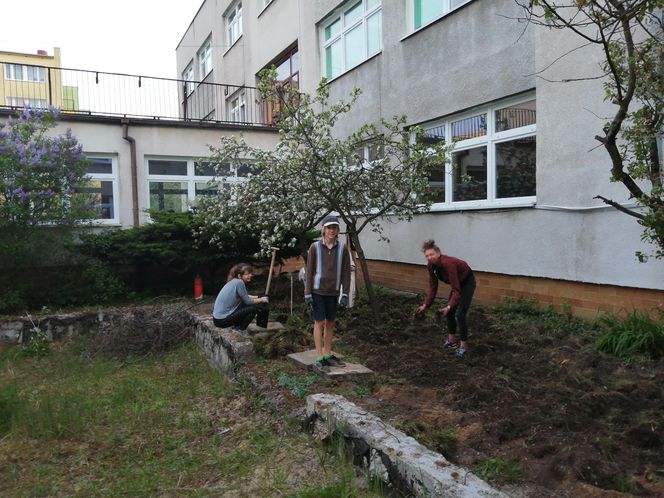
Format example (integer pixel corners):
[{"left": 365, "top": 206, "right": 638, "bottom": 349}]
[
  {"left": 326, "top": 354, "right": 346, "bottom": 367},
  {"left": 313, "top": 358, "right": 331, "bottom": 373},
  {"left": 455, "top": 348, "right": 467, "bottom": 359},
  {"left": 443, "top": 339, "right": 459, "bottom": 350}
]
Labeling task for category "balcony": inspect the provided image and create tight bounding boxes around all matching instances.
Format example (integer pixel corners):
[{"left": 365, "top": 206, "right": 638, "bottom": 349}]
[{"left": 0, "top": 62, "right": 274, "bottom": 127}]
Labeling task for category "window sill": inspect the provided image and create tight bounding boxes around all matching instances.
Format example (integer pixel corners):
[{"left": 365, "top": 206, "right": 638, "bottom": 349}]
[
  {"left": 324, "top": 51, "right": 382, "bottom": 84},
  {"left": 224, "top": 35, "right": 243, "bottom": 56},
  {"left": 257, "top": 0, "right": 275, "bottom": 18},
  {"left": 427, "top": 198, "right": 536, "bottom": 213},
  {"left": 400, "top": 0, "right": 474, "bottom": 43}
]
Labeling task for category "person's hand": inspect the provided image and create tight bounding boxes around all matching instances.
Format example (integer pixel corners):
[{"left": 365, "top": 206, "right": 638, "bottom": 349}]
[
  {"left": 304, "top": 295, "right": 313, "bottom": 305},
  {"left": 438, "top": 305, "right": 451, "bottom": 316},
  {"left": 416, "top": 304, "right": 427, "bottom": 314},
  {"left": 339, "top": 294, "right": 348, "bottom": 309},
  {"left": 260, "top": 296, "right": 269, "bottom": 304}
]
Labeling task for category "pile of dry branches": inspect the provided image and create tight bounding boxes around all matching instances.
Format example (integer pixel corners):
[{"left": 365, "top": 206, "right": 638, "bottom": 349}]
[{"left": 89, "top": 302, "right": 195, "bottom": 359}]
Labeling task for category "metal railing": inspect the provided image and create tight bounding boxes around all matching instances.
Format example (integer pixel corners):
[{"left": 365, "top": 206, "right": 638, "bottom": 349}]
[{"left": 0, "top": 62, "right": 274, "bottom": 127}]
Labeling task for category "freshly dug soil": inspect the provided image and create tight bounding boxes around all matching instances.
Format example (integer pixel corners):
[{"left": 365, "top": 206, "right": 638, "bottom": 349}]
[{"left": 258, "top": 277, "right": 664, "bottom": 498}]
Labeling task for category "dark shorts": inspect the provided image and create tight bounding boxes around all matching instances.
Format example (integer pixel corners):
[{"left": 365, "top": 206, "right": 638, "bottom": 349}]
[{"left": 312, "top": 294, "right": 338, "bottom": 321}]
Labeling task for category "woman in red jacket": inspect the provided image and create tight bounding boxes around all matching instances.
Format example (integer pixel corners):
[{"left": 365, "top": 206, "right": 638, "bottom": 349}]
[{"left": 416, "top": 239, "right": 476, "bottom": 359}]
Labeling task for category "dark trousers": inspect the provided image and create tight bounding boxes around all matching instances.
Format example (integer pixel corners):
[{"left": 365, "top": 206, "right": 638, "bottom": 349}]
[
  {"left": 213, "top": 304, "right": 258, "bottom": 330},
  {"left": 447, "top": 272, "right": 476, "bottom": 341}
]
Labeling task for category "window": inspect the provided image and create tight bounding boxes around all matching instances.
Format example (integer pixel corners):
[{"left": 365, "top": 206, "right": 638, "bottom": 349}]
[
  {"left": 422, "top": 96, "right": 536, "bottom": 209},
  {"left": 79, "top": 155, "right": 118, "bottom": 223},
  {"left": 227, "top": 90, "right": 246, "bottom": 123},
  {"left": 146, "top": 157, "right": 250, "bottom": 213},
  {"left": 226, "top": 2, "right": 243, "bottom": 47},
  {"left": 321, "top": 0, "right": 382, "bottom": 80},
  {"left": 5, "top": 97, "right": 47, "bottom": 108},
  {"left": 5, "top": 64, "right": 45, "bottom": 82},
  {"left": 198, "top": 38, "right": 212, "bottom": 78},
  {"left": 183, "top": 63, "right": 195, "bottom": 95},
  {"left": 409, "top": 0, "right": 473, "bottom": 31}
]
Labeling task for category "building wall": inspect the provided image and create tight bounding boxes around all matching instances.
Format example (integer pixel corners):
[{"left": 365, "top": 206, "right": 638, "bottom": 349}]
[{"left": 0, "top": 48, "right": 65, "bottom": 108}]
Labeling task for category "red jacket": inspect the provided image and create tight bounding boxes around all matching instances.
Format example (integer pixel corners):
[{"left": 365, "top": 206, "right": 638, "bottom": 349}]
[{"left": 423, "top": 254, "right": 472, "bottom": 309}]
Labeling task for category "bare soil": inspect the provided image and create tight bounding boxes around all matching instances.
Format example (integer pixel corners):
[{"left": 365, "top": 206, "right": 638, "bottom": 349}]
[{"left": 251, "top": 278, "right": 664, "bottom": 498}]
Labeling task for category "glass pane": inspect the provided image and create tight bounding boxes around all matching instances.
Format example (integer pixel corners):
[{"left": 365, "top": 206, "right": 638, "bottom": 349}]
[
  {"left": 428, "top": 162, "right": 445, "bottom": 203},
  {"left": 194, "top": 161, "right": 216, "bottom": 176},
  {"left": 79, "top": 180, "right": 114, "bottom": 219},
  {"left": 452, "top": 147, "right": 487, "bottom": 201},
  {"left": 495, "top": 100, "right": 536, "bottom": 132},
  {"left": 236, "top": 162, "right": 255, "bottom": 177},
  {"left": 275, "top": 57, "right": 291, "bottom": 81},
  {"left": 451, "top": 114, "right": 486, "bottom": 141},
  {"left": 344, "top": 1, "right": 363, "bottom": 26},
  {"left": 195, "top": 181, "right": 219, "bottom": 196},
  {"left": 148, "top": 160, "right": 188, "bottom": 176},
  {"left": 367, "top": 11, "right": 382, "bottom": 55},
  {"left": 324, "top": 19, "right": 341, "bottom": 41},
  {"left": 345, "top": 24, "right": 364, "bottom": 70},
  {"left": 415, "top": 0, "right": 444, "bottom": 29},
  {"left": 366, "top": 0, "right": 380, "bottom": 10},
  {"left": 149, "top": 181, "right": 188, "bottom": 212},
  {"left": 450, "top": 0, "right": 468, "bottom": 8},
  {"left": 496, "top": 137, "right": 536, "bottom": 198},
  {"left": 87, "top": 158, "right": 112, "bottom": 174},
  {"left": 291, "top": 51, "right": 300, "bottom": 73},
  {"left": 326, "top": 40, "right": 343, "bottom": 79}
]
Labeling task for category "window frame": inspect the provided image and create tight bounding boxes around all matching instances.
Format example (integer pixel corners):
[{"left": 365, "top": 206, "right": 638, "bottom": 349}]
[
  {"left": 406, "top": 0, "right": 474, "bottom": 34},
  {"left": 5, "top": 96, "right": 48, "bottom": 108},
  {"left": 226, "top": 1, "right": 243, "bottom": 48},
  {"left": 182, "top": 62, "right": 195, "bottom": 95},
  {"left": 421, "top": 93, "right": 537, "bottom": 211},
  {"left": 197, "top": 38, "right": 212, "bottom": 79},
  {"left": 82, "top": 154, "right": 119, "bottom": 225},
  {"left": 227, "top": 89, "right": 247, "bottom": 123},
  {"left": 145, "top": 157, "right": 249, "bottom": 214},
  {"left": 4, "top": 63, "right": 46, "bottom": 83},
  {"left": 320, "top": 0, "right": 383, "bottom": 81}
]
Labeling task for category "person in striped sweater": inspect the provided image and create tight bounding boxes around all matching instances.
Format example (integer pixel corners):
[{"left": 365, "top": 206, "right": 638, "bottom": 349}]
[{"left": 304, "top": 215, "right": 351, "bottom": 372}]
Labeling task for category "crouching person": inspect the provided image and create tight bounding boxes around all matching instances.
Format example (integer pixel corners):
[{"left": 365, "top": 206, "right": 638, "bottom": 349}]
[{"left": 213, "top": 263, "right": 269, "bottom": 334}]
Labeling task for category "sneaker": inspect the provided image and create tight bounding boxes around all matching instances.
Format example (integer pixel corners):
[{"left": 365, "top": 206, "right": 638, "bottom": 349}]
[
  {"left": 326, "top": 354, "right": 346, "bottom": 367},
  {"left": 455, "top": 348, "right": 467, "bottom": 359},
  {"left": 443, "top": 339, "right": 459, "bottom": 350},
  {"left": 313, "top": 358, "right": 331, "bottom": 373}
]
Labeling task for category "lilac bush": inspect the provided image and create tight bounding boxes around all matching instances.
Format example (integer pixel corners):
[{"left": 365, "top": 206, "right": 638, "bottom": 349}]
[{"left": 0, "top": 106, "right": 91, "bottom": 230}]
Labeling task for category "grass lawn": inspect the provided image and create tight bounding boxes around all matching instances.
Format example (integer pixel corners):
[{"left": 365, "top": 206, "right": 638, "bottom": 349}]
[{"left": 0, "top": 339, "right": 383, "bottom": 497}]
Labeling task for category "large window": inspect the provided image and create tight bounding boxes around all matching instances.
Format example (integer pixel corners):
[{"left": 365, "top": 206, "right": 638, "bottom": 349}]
[
  {"left": 79, "top": 155, "right": 118, "bottom": 223},
  {"left": 422, "top": 96, "right": 536, "bottom": 209},
  {"left": 226, "top": 2, "right": 243, "bottom": 47},
  {"left": 183, "top": 63, "right": 195, "bottom": 95},
  {"left": 146, "top": 157, "right": 251, "bottom": 213},
  {"left": 5, "top": 64, "right": 45, "bottom": 82},
  {"left": 227, "top": 90, "right": 246, "bottom": 123},
  {"left": 5, "top": 97, "right": 47, "bottom": 108},
  {"left": 409, "top": 0, "right": 473, "bottom": 31},
  {"left": 321, "top": 0, "right": 382, "bottom": 80},
  {"left": 198, "top": 38, "right": 212, "bottom": 78}
]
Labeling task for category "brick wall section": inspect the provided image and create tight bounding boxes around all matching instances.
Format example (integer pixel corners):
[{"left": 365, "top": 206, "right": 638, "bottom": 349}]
[{"left": 357, "top": 259, "right": 664, "bottom": 320}]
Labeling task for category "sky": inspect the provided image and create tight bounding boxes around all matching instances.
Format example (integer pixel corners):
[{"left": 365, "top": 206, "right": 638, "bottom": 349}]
[{"left": 0, "top": 0, "right": 204, "bottom": 79}]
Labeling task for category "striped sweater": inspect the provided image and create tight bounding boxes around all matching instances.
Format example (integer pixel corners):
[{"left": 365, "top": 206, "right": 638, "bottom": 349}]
[{"left": 304, "top": 239, "right": 351, "bottom": 297}]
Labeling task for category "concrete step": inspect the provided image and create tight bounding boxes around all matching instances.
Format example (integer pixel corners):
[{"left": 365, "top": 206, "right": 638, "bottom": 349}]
[{"left": 287, "top": 349, "right": 373, "bottom": 378}]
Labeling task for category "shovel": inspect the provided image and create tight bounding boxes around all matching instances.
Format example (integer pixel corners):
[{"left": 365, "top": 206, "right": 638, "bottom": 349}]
[{"left": 256, "top": 246, "right": 279, "bottom": 328}]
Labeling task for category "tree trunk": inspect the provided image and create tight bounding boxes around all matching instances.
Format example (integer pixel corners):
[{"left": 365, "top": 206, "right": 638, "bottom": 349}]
[{"left": 347, "top": 229, "right": 379, "bottom": 319}]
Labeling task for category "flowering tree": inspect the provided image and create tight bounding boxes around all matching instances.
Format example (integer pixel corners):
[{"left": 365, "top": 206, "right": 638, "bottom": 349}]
[
  {"left": 515, "top": 0, "right": 663, "bottom": 260},
  {"left": 198, "top": 71, "right": 450, "bottom": 312},
  {"left": 0, "top": 107, "right": 92, "bottom": 306}
]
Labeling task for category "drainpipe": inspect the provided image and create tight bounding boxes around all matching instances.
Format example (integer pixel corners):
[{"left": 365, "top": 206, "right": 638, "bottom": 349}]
[{"left": 121, "top": 118, "right": 140, "bottom": 227}]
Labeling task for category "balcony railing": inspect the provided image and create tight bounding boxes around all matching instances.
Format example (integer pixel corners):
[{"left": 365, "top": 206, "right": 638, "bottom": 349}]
[{"left": 0, "top": 62, "right": 274, "bottom": 127}]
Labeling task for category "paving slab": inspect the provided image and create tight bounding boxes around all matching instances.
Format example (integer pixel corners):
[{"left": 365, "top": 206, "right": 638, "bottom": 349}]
[{"left": 288, "top": 349, "right": 373, "bottom": 378}]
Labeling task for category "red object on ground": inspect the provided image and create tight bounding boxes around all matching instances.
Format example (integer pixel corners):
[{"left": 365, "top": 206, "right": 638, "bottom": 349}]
[{"left": 194, "top": 275, "right": 203, "bottom": 300}]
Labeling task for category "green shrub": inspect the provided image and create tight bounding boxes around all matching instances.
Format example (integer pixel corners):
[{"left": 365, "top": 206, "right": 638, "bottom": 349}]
[
  {"left": 277, "top": 372, "right": 320, "bottom": 399},
  {"left": 594, "top": 310, "right": 664, "bottom": 360},
  {"left": 475, "top": 458, "right": 522, "bottom": 483},
  {"left": 20, "top": 331, "right": 50, "bottom": 359}
]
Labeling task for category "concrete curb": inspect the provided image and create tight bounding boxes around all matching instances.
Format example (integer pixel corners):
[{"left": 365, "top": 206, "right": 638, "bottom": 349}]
[{"left": 306, "top": 393, "right": 508, "bottom": 498}]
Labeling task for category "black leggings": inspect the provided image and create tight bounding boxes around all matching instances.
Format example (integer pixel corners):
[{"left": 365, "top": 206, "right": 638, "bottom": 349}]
[
  {"left": 447, "top": 272, "right": 476, "bottom": 342},
  {"left": 213, "top": 304, "right": 258, "bottom": 330}
]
